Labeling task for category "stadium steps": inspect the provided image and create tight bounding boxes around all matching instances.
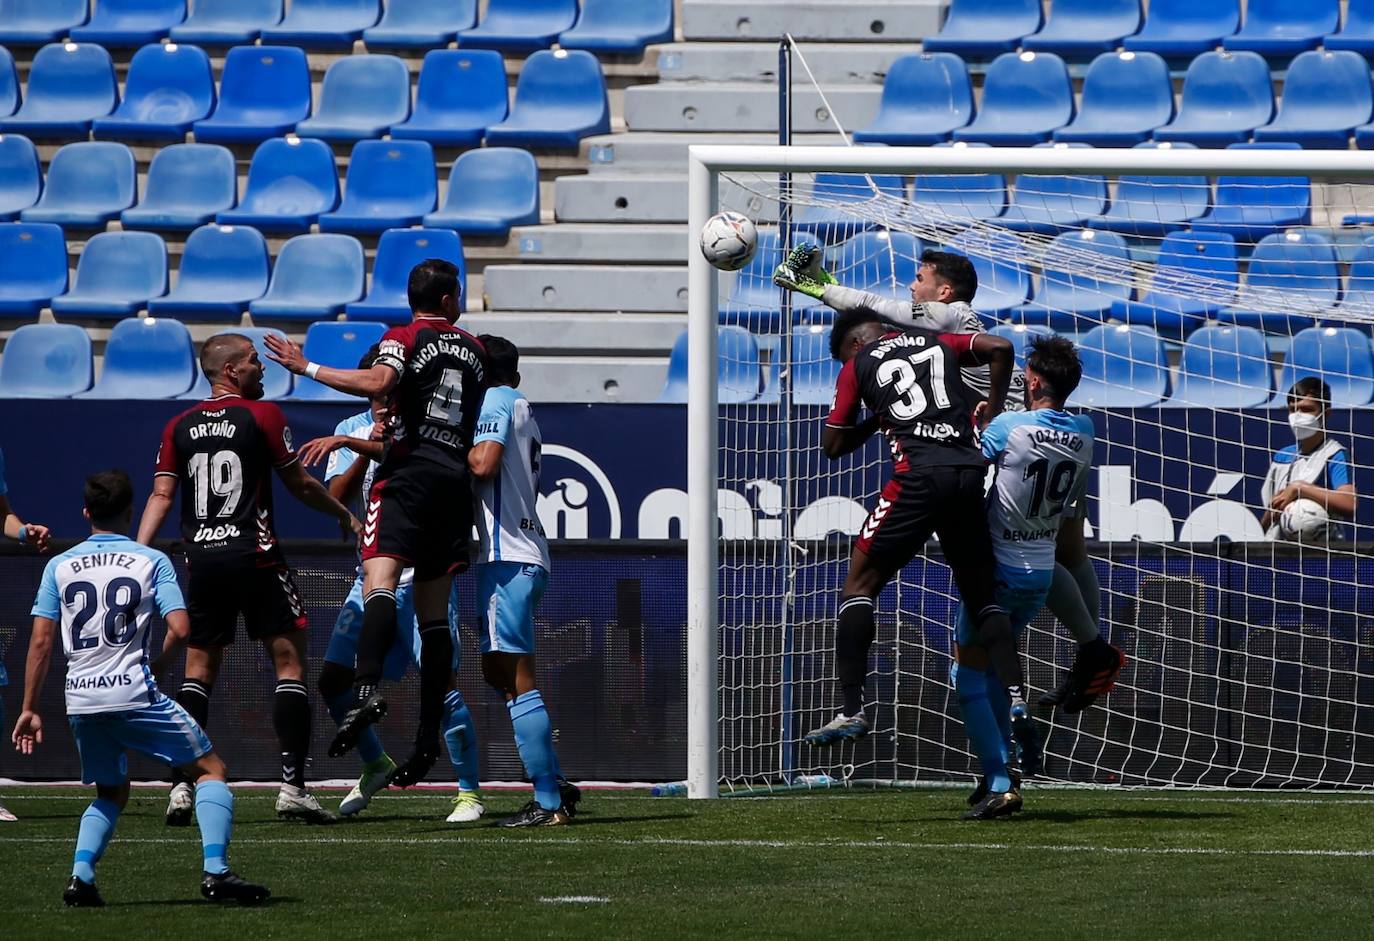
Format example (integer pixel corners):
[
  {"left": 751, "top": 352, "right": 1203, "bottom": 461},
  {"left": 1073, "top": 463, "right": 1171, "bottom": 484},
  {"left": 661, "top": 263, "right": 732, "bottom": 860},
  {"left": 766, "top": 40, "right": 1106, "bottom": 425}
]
[
  {"left": 482, "top": 264, "right": 687, "bottom": 313},
  {"left": 583, "top": 131, "right": 846, "bottom": 172},
  {"left": 456, "top": 311, "right": 686, "bottom": 355},
  {"left": 680, "top": 0, "right": 945, "bottom": 42},
  {"left": 623, "top": 82, "right": 882, "bottom": 133},
  {"left": 655, "top": 42, "right": 914, "bottom": 84},
  {"left": 512, "top": 353, "right": 669, "bottom": 403},
  {"left": 510, "top": 223, "right": 687, "bottom": 263}
]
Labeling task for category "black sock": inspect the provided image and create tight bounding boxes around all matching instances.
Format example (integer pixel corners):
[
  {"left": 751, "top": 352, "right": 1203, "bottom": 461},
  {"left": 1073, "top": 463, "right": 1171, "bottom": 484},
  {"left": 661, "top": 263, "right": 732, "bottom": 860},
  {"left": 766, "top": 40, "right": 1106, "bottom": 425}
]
[
  {"left": 274, "top": 680, "right": 310, "bottom": 789},
  {"left": 173, "top": 680, "right": 212, "bottom": 787},
  {"left": 355, "top": 588, "right": 398, "bottom": 685},
  {"left": 417, "top": 621, "right": 453, "bottom": 744},
  {"left": 836, "top": 596, "right": 876, "bottom": 718}
]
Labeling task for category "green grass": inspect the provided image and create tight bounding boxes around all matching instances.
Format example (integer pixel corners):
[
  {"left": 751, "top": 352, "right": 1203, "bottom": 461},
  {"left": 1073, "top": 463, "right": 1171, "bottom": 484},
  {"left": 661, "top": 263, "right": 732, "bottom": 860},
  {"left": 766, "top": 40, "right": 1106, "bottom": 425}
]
[{"left": 2, "top": 786, "right": 1372, "bottom": 938}]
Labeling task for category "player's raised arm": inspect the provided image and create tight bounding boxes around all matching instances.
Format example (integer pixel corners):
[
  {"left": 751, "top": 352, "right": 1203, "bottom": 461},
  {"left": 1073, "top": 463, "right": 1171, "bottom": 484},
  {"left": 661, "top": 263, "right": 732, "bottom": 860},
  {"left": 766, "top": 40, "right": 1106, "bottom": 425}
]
[
  {"left": 264, "top": 332, "right": 401, "bottom": 400},
  {"left": 773, "top": 242, "right": 913, "bottom": 320},
  {"left": 960, "top": 332, "right": 1014, "bottom": 424}
]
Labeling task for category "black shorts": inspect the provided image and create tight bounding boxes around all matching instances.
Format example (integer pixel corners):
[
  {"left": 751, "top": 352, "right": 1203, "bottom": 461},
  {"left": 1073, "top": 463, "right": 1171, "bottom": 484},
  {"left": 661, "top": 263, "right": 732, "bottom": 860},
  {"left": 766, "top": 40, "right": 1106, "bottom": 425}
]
[
  {"left": 186, "top": 558, "right": 308, "bottom": 649},
  {"left": 360, "top": 460, "right": 473, "bottom": 581}
]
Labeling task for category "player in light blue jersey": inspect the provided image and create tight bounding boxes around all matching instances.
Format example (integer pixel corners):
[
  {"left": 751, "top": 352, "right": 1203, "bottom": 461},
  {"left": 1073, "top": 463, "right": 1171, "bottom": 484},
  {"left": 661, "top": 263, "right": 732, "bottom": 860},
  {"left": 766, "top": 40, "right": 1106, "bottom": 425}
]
[{"left": 10, "top": 471, "right": 267, "bottom": 906}]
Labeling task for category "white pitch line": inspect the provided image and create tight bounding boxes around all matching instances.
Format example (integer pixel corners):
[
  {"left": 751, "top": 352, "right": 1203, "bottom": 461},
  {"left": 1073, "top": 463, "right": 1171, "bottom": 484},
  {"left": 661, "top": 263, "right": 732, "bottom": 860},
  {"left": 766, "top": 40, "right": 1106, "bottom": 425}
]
[{"left": 539, "top": 896, "right": 610, "bottom": 904}]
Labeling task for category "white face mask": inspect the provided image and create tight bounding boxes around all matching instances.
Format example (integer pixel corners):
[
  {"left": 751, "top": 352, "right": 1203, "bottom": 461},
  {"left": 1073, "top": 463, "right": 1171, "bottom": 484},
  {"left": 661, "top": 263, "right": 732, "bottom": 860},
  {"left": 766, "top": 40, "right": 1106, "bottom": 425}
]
[{"left": 1289, "top": 411, "right": 1322, "bottom": 441}]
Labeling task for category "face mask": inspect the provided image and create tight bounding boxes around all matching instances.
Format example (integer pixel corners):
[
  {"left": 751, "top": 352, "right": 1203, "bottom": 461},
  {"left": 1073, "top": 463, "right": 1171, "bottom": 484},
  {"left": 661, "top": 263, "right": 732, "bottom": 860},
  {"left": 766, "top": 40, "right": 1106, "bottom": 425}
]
[{"left": 1289, "top": 411, "right": 1322, "bottom": 441}]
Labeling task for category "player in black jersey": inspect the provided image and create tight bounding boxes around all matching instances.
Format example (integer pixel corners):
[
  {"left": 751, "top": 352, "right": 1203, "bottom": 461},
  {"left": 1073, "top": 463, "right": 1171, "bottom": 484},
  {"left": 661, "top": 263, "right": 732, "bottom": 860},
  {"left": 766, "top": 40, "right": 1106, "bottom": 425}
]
[
  {"left": 137, "top": 334, "right": 361, "bottom": 825},
  {"left": 266, "top": 259, "right": 489, "bottom": 786}
]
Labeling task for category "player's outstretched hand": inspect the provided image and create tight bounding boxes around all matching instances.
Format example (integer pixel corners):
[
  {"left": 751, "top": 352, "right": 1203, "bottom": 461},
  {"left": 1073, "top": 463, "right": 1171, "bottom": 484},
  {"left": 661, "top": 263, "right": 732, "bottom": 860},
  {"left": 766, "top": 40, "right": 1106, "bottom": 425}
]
[
  {"left": 772, "top": 242, "right": 837, "bottom": 300},
  {"left": 299, "top": 435, "right": 347, "bottom": 468},
  {"left": 264, "top": 333, "right": 307, "bottom": 375},
  {"left": 12, "top": 710, "right": 42, "bottom": 754},
  {"left": 24, "top": 523, "right": 51, "bottom": 553}
]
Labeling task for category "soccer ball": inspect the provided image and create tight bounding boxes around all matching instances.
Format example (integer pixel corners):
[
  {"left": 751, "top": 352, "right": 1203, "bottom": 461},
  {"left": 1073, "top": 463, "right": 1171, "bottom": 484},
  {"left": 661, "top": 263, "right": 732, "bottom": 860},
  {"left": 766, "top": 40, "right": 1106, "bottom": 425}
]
[
  {"left": 699, "top": 211, "right": 758, "bottom": 271},
  {"left": 1279, "top": 498, "right": 1331, "bottom": 543}
]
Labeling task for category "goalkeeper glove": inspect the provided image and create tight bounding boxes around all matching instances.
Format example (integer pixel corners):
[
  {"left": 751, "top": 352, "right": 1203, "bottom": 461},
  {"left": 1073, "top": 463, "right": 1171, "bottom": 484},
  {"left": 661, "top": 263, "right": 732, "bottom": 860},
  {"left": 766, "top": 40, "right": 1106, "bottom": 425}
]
[{"left": 772, "top": 241, "right": 837, "bottom": 300}]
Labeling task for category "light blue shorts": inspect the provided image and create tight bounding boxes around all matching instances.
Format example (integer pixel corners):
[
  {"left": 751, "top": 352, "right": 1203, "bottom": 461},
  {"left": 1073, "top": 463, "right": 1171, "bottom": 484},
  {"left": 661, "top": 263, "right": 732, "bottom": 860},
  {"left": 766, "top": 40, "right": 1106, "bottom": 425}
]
[
  {"left": 476, "top": 562, "right": 548, "bottom": 655},
  {"left": 956, "top": 565, "right": 1054, "bottom": 648},
  {"left": 69, "top": 697, "right": 213, "bottom": 786},
  {"left": 324, "top": 576, "right": 461, "bottom": 680}
]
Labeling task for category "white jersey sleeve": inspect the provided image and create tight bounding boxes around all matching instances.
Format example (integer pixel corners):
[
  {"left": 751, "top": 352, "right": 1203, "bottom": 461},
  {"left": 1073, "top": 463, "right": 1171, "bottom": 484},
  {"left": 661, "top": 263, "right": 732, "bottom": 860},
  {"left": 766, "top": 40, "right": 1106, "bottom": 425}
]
[
  {"left": 474, "top": 386, "right": 550, "bottom": 571},
  {"left": 821, "top": 284, "right": 913, "bottom": 322}
]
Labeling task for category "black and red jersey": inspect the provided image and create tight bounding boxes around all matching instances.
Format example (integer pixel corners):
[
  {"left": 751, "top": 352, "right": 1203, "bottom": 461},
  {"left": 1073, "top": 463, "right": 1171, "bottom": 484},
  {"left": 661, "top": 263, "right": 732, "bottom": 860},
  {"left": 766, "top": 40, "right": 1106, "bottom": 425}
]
[
  {"left": 155, "top": 394, "right": 298, "bottom": 565},
  {"left": 826, "top": 329, "right": 983, "bottom": 472}
]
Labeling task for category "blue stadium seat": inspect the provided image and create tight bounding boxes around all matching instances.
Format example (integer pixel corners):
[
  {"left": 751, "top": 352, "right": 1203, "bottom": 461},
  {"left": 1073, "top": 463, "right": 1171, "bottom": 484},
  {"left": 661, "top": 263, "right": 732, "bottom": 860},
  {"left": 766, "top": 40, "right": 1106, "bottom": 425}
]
[
  {"left": 80, "top": 316, "right": 195, "bottom": 399},
  {"left": 484, "top": 49, "right": 610, "bottom": 149},
  {"left": 1334, "top": 236, "right": 1374, "bottom": 319},
  {"left": 1153, "top": 51, "right": 1273, "bottom": 147},
  {"left": 0, "top": 222, "right": 67, "bottom": 318},
  {"left": 0, "top": 323, "right": 92, "bottom": 396},
  {"left": 180, "top": 326, "right": 294, "bottom": 400},
  {"left": 1011, "top": 229, "right": 1131, "bottom": 331},
  {"left": 717, "top": 230, "right": 821, "bottom": 331},
  {"left": 0, "top": 46, "right": 18, "bottom": 117},
  {"left": 147, "top": 224, "right": 269, "bottom": 320},
  {"left": 346, "top": 227, "right": 465, "bottom": 324},
  {"left": 952, "top": 52, "right": 1073, "bottom": 146},
  {"left": 260, "top": 0, "right": 380, "bottom": 48},
  {"left": 1053, "top": 51, "right": 1173, "bottom": 147},
  {"left": 390, "top": 49, "right": 508, "bottom": 147},
  {"left": 21, "top": 140, "right": 135, "bottom": 227},
  {"left": 1324, "top": 0, "right": 1374, "bottom": 56},
  {"left": 458, "top": 0, "right": 576, "bottom": 52},
  {"left": 364, "top": 0, "right": 476, "bottom": 48},
  {"left": 1189, "top": 143, "right": 1311, "bottom": 243},
  {"left": 947, "top": 231, "right": 1031, "bottom": 316},
  {"left": 659, "top": 326, "right": 760, "bottom": 404},
  {"left": 1088, "top": 142, "right": 1208, "bottom": 237},
  {"left": 1122, "top": 0, "right": 1240, "bottom": 58},
  {"left": 1000, "top": 156, "right": 1108, "bottom": 235},
  {"left": 296, "top": 55, "right": 410, "bottom": 142},
  {"left": 989, "top": 322, "right": 1055, "bottom": 367},
  {"left": 912, "top": 148, "right": 1007, "bottom": 224},
  {"left": 0, "top": 0, "right": 89, "bottom": 45},
  {"left": 1165, "top": 325, "right": 1271, "bottom": 407},
  {"left": 250, "top": 233, "right": 364, "bottom": 321},
  {"left": 170, "top": 0, "right": 282, "bottom": 44},
  {"left": 1222, "top": 0, "right": 1338, "bottom": 58},
  {"left": 1069, "top": 324, "right": 1168, "bottom": 407},
  {"left": 923, "top": 0, "right": 1043, "bottom": 59},
  {"left": 292, "top": 320, "right": 387, "bottom": 400},
  {"left": 1218, "top": 230, "right": 1340, "bottom": 335},
  {"left": 853, "top": 53, "right": 974, "bottom": 146},
  {"left": 1023, "top": 0, "right": 1142, "bottom": 58},
  {"left": 215, "top": 137, "right": 339, "bottom": 233},
  {"left": 1273, "top": 327, "right": 1374, "bottom": 408},
  {"left": 827, "top": 231, "right": 923, "bottom": 299},
  {"left": 1255, "top": 51, "right": 1371, "bottom": 149},
  {"left": 318, "top": 140, "right": 436, "bottom": 235},
  {"left": 0, "top": 134, "right": 42, "bottom": 220},
  {"left": 70, "top": 0, "right": 184, "bottom": 47},
  {"left": 121, "top": 143, "right": 236, "bottom": 231},
  {"left": 192, "top": 46, "right": 311, "bottom": 144},
  {"left": 51, "top": 230, "right": 167, "bottom": 319},
  {"left": 1111, "top": 230, "right": 1238, "bottom": 338},
  {"left": 0, "top": 42, "right": 116, "bottom": 137},
  {"left": 558, "top": 0, "right": 673, "bottom": 55},
  {"left": 91, "top": 42, "right": 214, "bottom": 141},
  {"left": 791, "top": 325, "right": 841, "bottom": 406},
  {"left": 792, "top": 172, "right": 907, "bottom": 245},
  {"left": 423, "top": 147, "right": 539, "bottom": 238}
]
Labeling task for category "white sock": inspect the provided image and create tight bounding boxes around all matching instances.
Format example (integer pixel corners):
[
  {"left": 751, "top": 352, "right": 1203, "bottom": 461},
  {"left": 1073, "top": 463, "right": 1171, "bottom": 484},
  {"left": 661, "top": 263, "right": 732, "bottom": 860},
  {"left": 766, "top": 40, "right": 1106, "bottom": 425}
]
[{"left": 1048, "top": 562, "right": 1100, "bottom": 644}]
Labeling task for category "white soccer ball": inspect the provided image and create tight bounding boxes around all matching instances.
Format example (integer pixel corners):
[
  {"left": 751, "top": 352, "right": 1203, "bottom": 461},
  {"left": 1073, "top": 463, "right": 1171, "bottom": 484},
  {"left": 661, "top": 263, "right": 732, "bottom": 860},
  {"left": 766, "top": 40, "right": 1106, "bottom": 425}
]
[
  {"left": 1279, "top": 498, "right": 1330, "bottom": 543},
  {"left": 699, "top": 211, "right": 758, "bottom": 271}
]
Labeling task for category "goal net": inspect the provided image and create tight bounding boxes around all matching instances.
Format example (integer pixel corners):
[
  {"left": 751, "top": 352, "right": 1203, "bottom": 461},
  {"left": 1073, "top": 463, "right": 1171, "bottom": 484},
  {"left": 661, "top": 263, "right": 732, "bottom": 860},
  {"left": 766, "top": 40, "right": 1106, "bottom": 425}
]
[{"left": 685, "top": 145, "right": 1374, "bottom": 797}]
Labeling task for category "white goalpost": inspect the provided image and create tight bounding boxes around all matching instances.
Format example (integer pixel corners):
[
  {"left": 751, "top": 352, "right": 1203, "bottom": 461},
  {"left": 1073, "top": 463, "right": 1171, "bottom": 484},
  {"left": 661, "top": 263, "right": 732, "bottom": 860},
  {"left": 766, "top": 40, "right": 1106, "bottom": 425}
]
[{"left": 687, "top": 144, "right": 1374, "bottom": 799}]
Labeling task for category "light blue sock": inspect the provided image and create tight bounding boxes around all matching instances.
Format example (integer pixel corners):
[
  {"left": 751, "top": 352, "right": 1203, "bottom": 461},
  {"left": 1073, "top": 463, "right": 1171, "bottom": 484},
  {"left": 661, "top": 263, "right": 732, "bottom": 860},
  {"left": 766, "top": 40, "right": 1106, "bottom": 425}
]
[
  {"left": 194, "top": 780, "right": 234, "bottom": 875},
  {"left": 509, "top": 690, "right": 561, "bottom": 811},
  {"left": 326, "top": 690, "right": 385, "bottom": 765},
  {"left": 951, "top": 664, "right": 1012, "bottom": 795},
  {"left": 72, "top": 798, "right": 120, "bottom": 883},
  {"left": 985, "top": 673, "right": 1013, "bottom": 756},
  {"left": 443, "top": 689, "right": 480, "bottom": 792}
]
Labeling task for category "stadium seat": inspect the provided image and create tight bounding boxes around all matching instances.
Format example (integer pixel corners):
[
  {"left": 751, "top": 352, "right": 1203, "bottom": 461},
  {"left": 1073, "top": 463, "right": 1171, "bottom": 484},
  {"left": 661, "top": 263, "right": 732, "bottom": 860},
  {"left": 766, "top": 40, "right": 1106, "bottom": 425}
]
[
  {"left": 1069, "top": 324, "right": 1168, "bottom": 407},
  {"left": 1022, "top": 0, "right": 1143, "bottom": 58},
  {"left": 0, "top": 0, "right": 89, "bottom": 46},
  {"left": 912, "top": 145, "right": 1007, "bottom": 224},
  {"left": 249, "top": 233, "right": 364, "bottom": 321},
  {"left": 423, "top": 147, "right": 539, "bottom": 237},
  {"left": 0, "top": 134, "right": 42, "bottom": 220},
  {"left": 390, "top": 49, "right": 508, "bottom": 147},
  {"left": 1273, "top": 327, "right": 1374, "bottom": 408},
  {"left": 318, "top": 140, "right": 436, "bottom": 235},
  {"left": 659, "top": 326, "right": 760, "bottom": 404},
  {"left": 1222, "top": 0, "right": 1338, "bottom": 58},
  {"left": 1122, "top": 0, "right": 1240, "bottom": 58},
  {"left": 791, "top": 325, "right": 842, "bottom": 406},
  {"left": 345, "top": 227, "right": 465, "bottom": 324},
  {"left": 792, "top": 172, "right": 907, "bottom": 245},
  {"left": 0, "top": 46, "right": 18, "bottom": 117},
  {"left": 989, "top": 322, "right": 1055, "bottom": 367},
  {"left": 192, "top": 46, "right": 311, "bottom": 144},
  {"left": 120, "top": 143, "right": 236, "bottom": 231},
  {"left": 1053, "top": 51, "right": 1173, "bottom": 148},
  {"left": 717, "top": 231, "right": 821, "bottom": 330},
  {"left": 1165, "top": 325, "right": 1271, "bottom": 407},
  {"left": 1218, "top": 230, "right": 1340, "bottom": 335},
  {"left": 952, "top": 52, "right": 1073, "bottom": 146},
  {"left": 827, "top": 230, "right": 923, "bottom": 299},
  {"left": 364, "top": 0, "right": 476, "bottom": 48},
  {"left": 853, "top": 53, "right": 974, "bottom": 146},
  {"left": 1087, "top": 142, "right": 1209, "bottom": 238},
  {"left": 1255, "top": 51, "right": 1371, "bottom": 150},
  {"left": 0, "top": 323, "right": 93, "bottom": 397},
  {"left": 1152, "top": 51, "right": 1273, "bottom": 147},
  {"left": 70, "top": 0, "right": 184, "bottom": 46},
  {"left": 484, "top": 49, "right": 610, "bottom": 149},
  {"left": 147, "top": 224, "right": 269, "bottom": 320},
  {"left": 458, "top": 0, "right": 576, "bottom": 52},
  {"left": 1334, "top": 236, "right": 1374, "bottom": 320},
  {"left": 180, "top": 326, "right": 294, "bottom": 399},
  {"left": 296, "top": 55, "right": 410, "bottom": 143},
  {"left": 20, "top": 140, "right": 135, "bottom": 227},
  {"left": 0, "top": 222, "right": 67, "bottom": 318},
  {"left": 170, "top": 0, "right": 282, "bottom": 44},
  {"left": 1111, "top": 230, "right": 1238, "bottom": 339},
  {"left": 947, "top": 231, "right": 1032, "bottom": 316},
  {"left": 215, "top": 137, "right": 339, "bottom": 233},
  {"left": 91, "top": 42, "right": 214, "bottom": 141},
  {"left": 260, "top": 0, "right": 380, "bottom": 48},
  {"left": 1189, "top": 143, "right": 1311, "bottom": 243},
  {"left": 51, "top": 230, "right": 167, "bottom": 319},
  {"left": 558, "top": 0, "right": 674, "bottom": 55},
  {"left": 1324, "top": 0, "right": 1374, "bottom": 56},
  {"left": 80, "top": 316, "right": 195, "bottom": 399},
  {"left": 923, "top": 0, "right": 1043, "bottom": 59},
  {"left": 1011, "top": 229, "right": 1132, "bottom": 332},
  {"left": 0, "top": 42, "right": 116, "bottom": 137},
  {"left": 1000, "top": 157, "right": 1109, "bottom": 236},
  {"left": 291, "top": 320, "right": 387, "bottom": 400}
]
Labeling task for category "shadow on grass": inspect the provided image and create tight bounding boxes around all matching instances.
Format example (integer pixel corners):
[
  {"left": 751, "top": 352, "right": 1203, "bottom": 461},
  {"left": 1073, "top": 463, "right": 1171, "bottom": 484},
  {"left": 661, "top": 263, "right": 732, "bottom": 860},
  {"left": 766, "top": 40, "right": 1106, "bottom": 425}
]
[
  {"left": 109, "top": 896, "right": 301, "bottom": 909},
  {"left": 415, "top": 812, "right": 696, "bottom": 834}
]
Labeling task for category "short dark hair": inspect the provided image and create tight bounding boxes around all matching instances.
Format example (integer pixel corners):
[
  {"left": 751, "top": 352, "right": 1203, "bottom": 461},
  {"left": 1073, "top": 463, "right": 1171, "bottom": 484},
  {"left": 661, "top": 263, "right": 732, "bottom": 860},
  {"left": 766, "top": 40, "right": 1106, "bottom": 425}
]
[
  {"left": 920, "top": 249, "right": 978, "bottom": 303},
  {"left": 1026, "top": 335, "right": 1082, "bottom": 404},
  {"left": 407, "top": 258, "right": 460, "bottom": 313},
  {"left": 829, "top": 309, "right": 885, "bottom": 361},
  {"left": 200, "top": 333, "right": 253, "bottom": 380},
  {"left": 1288, "top": 376, "right": 1331, "bottom": 407},
  {"left": 357, "top": 343, "right": 381, "bottom": 370},
  {"left": 479, "top": 334, "right": 519, "bottom": 385},
  {"left": 85, "top": 469, "right": 133, "bottom": 526}
]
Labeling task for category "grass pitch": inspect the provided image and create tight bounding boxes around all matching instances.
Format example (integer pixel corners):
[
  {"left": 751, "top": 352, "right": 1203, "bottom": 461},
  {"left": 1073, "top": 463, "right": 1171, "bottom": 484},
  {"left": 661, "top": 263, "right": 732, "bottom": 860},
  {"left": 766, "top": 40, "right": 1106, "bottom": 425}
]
[{"left": 1, "top": 785, "right": 1372, "bottom": 939}]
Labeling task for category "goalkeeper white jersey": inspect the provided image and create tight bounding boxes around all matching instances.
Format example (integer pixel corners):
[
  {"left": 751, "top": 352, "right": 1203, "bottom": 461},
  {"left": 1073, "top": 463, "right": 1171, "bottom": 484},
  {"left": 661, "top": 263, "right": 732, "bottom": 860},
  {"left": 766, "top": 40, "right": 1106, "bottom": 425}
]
[{"left": 473, "top": 385, "right": 550, "bottom": 571}]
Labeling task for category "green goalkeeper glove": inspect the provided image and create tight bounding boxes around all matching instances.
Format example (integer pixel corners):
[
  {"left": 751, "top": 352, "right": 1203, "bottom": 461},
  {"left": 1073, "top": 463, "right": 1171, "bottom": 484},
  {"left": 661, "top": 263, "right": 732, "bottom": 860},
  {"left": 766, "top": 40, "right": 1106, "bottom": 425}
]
[{"left": 772, "top": 242, "right": 837, "bottom": 300}]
